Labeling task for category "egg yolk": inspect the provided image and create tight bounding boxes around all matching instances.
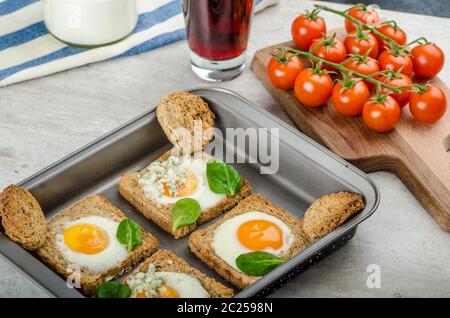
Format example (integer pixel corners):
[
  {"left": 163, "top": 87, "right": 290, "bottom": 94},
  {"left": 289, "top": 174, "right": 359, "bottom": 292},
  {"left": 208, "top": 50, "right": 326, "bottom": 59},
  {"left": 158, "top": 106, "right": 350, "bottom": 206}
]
[
  {"left": 237, "top": 220, "right": 283, "bottom": 250},
  {"left": 135, "top": 292, "right": 148, "bottom": 298},
  {"left": 163, "top": 170, "right": 198, "bottom": 198},
  {"left": 63, "top": 223, "right": 109, "bottom": 255},
  {"left": 158, "top": 285, "right": 179, "bottom": 298}
]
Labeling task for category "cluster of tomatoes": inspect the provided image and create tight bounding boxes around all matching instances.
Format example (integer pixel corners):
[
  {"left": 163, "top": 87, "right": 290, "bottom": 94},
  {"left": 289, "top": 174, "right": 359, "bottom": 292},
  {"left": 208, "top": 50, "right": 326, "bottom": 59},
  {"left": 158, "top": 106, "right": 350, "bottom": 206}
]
[{"left": 267, "top": 5, "right": 447, "bottom": 133}]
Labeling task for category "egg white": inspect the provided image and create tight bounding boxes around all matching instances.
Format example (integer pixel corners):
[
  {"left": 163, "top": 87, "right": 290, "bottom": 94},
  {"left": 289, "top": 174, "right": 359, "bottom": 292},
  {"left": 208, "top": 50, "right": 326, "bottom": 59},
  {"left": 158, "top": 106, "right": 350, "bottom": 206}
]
[
  {"left": 157, "top": 272, "right": 209, "bottom": 298},
  {"left": 56, "top": 216, "right": 128, "bottom": 273},
  {"left": 140, "top": 156, "right": 225, "bottom": 210},
  {"left": 211, "top": 211, "right": 293, "bottom": 271}
]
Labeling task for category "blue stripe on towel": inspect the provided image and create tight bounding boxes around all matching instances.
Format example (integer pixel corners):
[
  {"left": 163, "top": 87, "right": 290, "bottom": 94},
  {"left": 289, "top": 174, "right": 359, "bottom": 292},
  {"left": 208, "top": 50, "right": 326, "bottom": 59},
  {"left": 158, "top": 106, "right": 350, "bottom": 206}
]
[
  {"left": 119, "top": 28, "right": 186, "bottom": 58},
  {"left": 134, "top": 0, "right": 182, "bottom": 33},
  {"left": 0, "top": 0, "right": 266, "bottom": 83},
  {"left": 0, "top": 0, "right": 39, "bottom": 16},
  {"left": 0, "top": 28, "right": 186, "bottom": 81},
  {"left": 0, "top": 1, "right": 183, "bottom": 80},
  {"left": 0, "top": 46, "right": 84, "bottom": 81},
  {"left": 0, "top": 0, "right": 182, "bottom": 53},
  {"left": 0, "top": 21, "right": 46, "bottom": 51}
]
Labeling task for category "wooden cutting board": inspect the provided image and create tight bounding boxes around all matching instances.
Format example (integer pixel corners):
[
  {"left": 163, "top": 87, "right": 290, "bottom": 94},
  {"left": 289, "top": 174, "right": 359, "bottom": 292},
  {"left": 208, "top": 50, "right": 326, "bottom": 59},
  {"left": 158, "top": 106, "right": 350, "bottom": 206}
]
[{"left": 251, "top": 37, "right": 450, "bottom": 232}]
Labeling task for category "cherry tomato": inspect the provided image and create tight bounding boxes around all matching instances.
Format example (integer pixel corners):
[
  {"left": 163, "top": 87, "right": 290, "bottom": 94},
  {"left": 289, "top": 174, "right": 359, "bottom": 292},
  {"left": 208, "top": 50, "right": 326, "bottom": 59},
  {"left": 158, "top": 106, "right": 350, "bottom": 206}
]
[
  {"left": 345, "top": 6, "right": 381, "bottom": 33},
  {"left": 363, "top": 95, "right": 401, "bottom": 133},
  {"left": 409, "top": 85, "right": 447, "bottom": 124},
  {"left": 380, "top": 73, "right": 412, "bottom": 108},
  {"left": 332, "top": 80, "right": 370, "bottom": 117},
  {"left": 291, "top": 11, "right": 327, "bottom": 51},
  {"left": 378, "top": 49, "right": 413, "bottom": 76},
  {"left": 267, "top": 51, "right": 304, "bottom": 90},
  {"left": 344, "top": 56, "right": 380, "bottom": 88},
  {"left": 375, "top": 23, "right": 407, "bottom": 51},
  {"left": 411, "top": 43, "right": 445, "bottom": 78},
  {"left": 294, "top": 69, "right": 333, "bottom": 107},
  {"left": 344, "top": 31, "right": 379, "bottom": 58},
  {"left": 310, "top": 36, "right": 347, "bottom": 70}
]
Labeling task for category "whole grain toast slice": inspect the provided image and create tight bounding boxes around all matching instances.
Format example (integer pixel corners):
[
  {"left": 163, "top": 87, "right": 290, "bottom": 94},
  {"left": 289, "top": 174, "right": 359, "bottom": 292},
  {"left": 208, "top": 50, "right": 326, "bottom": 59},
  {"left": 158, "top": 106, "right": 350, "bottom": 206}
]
[
  {"left": 189, "top": 193, "right": 310, "bottom": 289},
  {"left": 0, "top": 185, "right": 46, "bottom": 250},
  {"left": 124, "top": 249, "right": 234, "bottom": 298},
  {"left": 119, "top": 150, "right": 252, "bottom": 239},
  {"left": 302, "top": 192, "right": 365, "bottom": 241},
  {"left": 156, "top": 92, "right": 215, "bottom": 154},
  {"left": 36, "top": 194, "right": 159, "bottom": 296}
]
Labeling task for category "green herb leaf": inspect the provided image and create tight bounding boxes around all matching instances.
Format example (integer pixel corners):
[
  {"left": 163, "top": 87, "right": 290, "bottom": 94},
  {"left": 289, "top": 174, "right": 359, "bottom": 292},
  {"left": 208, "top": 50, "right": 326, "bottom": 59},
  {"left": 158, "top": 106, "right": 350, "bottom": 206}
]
[
  {"left": 172, "top": 198, "right": 201, "bottom": 231},
  {"left": 236, "top": 252, "right": 286, "bottom": 276},
  {"left": 206, "top": 159, "right": 243, "bottom": 196},
  {"left": 116, "top": 218, "right": 142, "bottom": 252},
  {"left": 95, "top": 281, "right": 131, "bottom": 298}
]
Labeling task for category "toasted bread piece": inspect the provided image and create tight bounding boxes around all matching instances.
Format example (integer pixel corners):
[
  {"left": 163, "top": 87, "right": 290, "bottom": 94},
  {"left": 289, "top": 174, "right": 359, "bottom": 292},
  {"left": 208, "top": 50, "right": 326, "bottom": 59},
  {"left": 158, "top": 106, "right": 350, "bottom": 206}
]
[
  {"left": 36, "top": 195, "right": 159, "bottom": 296},
  {"left": 119, "top": 150, "right": 252, "bottom": 239},
  {"left": 156, "top": 92, "right": 215, "bottom": 153},
  {"left": 0, "top": 185, "right": 46, "bottom": 250},
  {"left": 124, "top": 249, "right": 234, "bottom": 298},
  {"left": 302, "top": 192, "right": 365, "bottom": 241},
  {"left": 189, "top": 194, "right": 310, "bottom": 289}
]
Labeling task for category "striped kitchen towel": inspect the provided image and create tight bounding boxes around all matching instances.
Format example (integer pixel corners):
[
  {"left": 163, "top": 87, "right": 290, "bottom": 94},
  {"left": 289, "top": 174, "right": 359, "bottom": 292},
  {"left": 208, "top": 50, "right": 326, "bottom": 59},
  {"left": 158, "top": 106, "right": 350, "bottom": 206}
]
[{"left": 0, "top": 0, "right": 278, "bottom": 87}]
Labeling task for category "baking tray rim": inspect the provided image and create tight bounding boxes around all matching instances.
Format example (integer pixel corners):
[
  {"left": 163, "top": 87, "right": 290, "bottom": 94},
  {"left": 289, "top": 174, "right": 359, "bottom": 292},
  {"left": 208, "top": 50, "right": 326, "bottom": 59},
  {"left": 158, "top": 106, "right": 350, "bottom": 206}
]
[{"left": 3, "top": 87, "right": 380, "bottom": 298}]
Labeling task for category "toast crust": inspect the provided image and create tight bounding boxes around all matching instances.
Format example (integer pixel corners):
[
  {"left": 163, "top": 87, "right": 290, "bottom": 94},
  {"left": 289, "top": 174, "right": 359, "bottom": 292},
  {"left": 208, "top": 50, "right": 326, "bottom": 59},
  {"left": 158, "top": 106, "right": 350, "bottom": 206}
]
[
  {"left": 302, "top": 192, "right": 365, "bottom": 241},
  {"left": 189, "top": 194, "right": 310, "bottom": 289},
  {"left": 124, "top": 249, "right": 234, "bottom": 298},
  {"left": 0, "top": 185, "right": 46, "bottom": 250},
  {"left": 36, "top": 195, "right": 159, "bottom": 295},
  {"left": 156, "top": 92, "right": 215, "bottom": 153},
  {"left": 119, "top": 150, "right": 252, "bottom": 239}
]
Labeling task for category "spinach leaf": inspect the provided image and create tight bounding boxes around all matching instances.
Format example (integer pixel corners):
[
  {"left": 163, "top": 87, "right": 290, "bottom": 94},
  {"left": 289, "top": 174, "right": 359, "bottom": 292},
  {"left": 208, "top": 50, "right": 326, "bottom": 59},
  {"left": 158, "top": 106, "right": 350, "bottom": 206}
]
[
  {"left": 95, "top": 281, "right": 131, "bottom": 298},
  {"left": 206, "top": 159, "right": 243, "bottom": 196},
  {"left": 236, "top": 252, "right": 286, "bottom": 276},
  {"left": 172, "top": 198, "right": 201, "bottom": 231},
  {"left": 116, "top": 218, "right": 142, "bottom": 252}
]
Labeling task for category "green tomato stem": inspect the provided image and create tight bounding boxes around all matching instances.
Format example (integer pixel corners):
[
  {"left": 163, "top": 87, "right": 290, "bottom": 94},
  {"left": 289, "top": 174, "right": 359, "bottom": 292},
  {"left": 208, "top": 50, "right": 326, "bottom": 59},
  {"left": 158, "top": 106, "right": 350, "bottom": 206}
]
[
  {"left": 341, "top": 55, "right": 356, "bottom": 65},
  {"left": 313, "top": 4, "right": 423, "bottom": 51},
  {"left": 290, "top": 49, "right": 403, "bottom": 91},
  {"left": 379, "top": 20, "right": 399, "bottom": 29},
  {"left": 288, "top": 4, "right": 429, "bottom": 94},
  {"left": 407, "top": 37, "right": 429, "bottom": 46}
]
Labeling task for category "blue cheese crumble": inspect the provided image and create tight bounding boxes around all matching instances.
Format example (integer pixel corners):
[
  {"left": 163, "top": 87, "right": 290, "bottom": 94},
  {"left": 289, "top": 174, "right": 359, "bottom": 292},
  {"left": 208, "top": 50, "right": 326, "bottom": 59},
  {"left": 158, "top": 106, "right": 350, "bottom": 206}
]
[
  {"left": 127, "top": 264, "right": 164, "bottom": 298},
  {"left": 139, "top": 156, "right": 188, "bottom": 199}
]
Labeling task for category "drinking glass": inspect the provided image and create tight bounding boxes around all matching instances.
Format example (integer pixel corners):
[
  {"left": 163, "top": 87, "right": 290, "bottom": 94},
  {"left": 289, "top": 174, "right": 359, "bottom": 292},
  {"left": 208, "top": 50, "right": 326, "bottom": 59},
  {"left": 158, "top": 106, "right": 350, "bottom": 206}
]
[{"left": 182, "top": 0, "right": 255, "bottom": 81}]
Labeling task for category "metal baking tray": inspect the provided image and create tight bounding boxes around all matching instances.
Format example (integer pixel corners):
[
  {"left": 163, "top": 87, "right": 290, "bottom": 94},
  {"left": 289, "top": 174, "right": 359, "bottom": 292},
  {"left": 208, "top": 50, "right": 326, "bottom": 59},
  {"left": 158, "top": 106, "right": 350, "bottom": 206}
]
[{"left": 0, "top": 88, "right": 379, "bottom": 298}]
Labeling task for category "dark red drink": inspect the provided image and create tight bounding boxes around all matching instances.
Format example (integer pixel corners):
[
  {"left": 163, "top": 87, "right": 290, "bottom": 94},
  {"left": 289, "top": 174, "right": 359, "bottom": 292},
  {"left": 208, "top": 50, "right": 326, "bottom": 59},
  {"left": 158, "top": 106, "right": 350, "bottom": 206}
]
[{"left": 182, "top": 0, "right": 254, "bottom": 61}]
